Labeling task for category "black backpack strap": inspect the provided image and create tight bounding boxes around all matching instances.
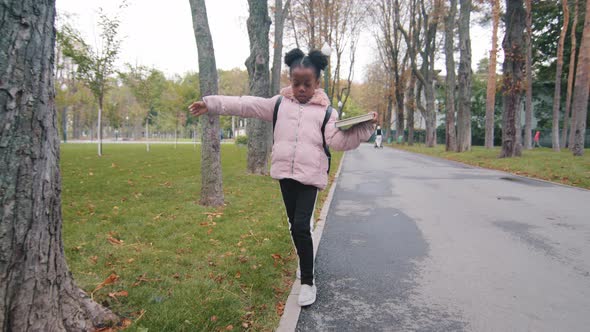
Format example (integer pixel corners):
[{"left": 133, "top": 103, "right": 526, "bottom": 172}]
[
  {"left": 272, "top": 96, "right": 283, "bottom": 132},
  {"left": 322, "top": 106, "right": 333, "bottom": 173}
]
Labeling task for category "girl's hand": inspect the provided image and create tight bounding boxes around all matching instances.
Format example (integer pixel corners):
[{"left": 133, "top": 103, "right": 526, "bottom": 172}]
[{"left": 188, "top": 101, "right": 208, "bottom": 117}]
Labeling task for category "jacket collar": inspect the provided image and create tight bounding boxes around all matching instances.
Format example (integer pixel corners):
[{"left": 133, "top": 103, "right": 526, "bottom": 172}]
[{"left": 280, "top": 86, "right": 330, "bottom": 107}]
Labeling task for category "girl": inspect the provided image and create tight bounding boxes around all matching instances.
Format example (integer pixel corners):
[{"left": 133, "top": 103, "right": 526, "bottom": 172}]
[{"left": 189, "top": 48, "right": 376, "bottom": 306}]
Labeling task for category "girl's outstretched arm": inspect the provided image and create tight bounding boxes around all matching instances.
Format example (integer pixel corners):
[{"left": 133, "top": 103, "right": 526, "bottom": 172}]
[
  {"left": 189, "top": 95, "right": 280, "bottom": 122},
  {"left": 324, "top": 112, "right": 377, "bottom": 151}
]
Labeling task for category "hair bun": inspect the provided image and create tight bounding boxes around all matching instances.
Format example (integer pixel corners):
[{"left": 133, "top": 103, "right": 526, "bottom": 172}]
[
  {"left": 284, "top": 48, "right": 305, "bottom": 67},
  {"left": 307, "top": 50, "right": 328, "bottom": 71}
]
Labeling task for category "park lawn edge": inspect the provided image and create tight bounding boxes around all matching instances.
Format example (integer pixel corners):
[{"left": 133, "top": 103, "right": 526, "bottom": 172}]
[{"left": 385, "top": 144, "right": 590, "bottom": 190}]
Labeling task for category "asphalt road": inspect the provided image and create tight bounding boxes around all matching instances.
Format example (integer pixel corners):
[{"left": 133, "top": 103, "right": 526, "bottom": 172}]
[{"left": 297, "top": 144, "right": 590, "bottom": 331}]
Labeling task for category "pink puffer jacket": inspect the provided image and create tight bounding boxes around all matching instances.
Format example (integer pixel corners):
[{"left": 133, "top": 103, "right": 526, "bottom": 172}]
[{"left": 203, "top": 87, "right": 374, "bottom": 190}]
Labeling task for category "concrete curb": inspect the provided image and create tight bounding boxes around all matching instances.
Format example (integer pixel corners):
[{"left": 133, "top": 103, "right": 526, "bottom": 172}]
[{"left": 275, "top": 152, "right": 346, "bottom": 332}]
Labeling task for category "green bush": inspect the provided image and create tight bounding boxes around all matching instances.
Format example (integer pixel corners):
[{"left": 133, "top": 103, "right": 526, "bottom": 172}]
[{"left": 235, "top": 135, "right": 248, "bottom": 145}]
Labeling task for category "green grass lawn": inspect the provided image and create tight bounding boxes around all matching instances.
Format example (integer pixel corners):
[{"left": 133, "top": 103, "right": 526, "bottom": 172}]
[
  {"left": 390, "top": 144, "right": 590, "bottom": 189},
  {"left": 61, "top": 144, "right": 342, "bottom": 331}
]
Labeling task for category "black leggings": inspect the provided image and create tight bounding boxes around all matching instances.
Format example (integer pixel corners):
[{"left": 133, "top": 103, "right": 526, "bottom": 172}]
[{"left": 279, "top": 179, "right": 318, "bottom": 286}]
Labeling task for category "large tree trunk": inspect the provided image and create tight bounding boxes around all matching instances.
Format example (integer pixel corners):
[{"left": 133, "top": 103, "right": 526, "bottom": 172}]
[
  {"left": 444, "top": 0, "right": 458, "bottom": 152},
  {"left": 571, "top": 0, "right": 590, "bottom": 156},
  {"left": 552, "top": 0, "right": 570, "bottom": 151},
  {"left": 485, "top": 0, "right": 500, "bottom": 148},
  {"left": 424, "top": 80, "right": 437, "bottom": 147},
  {"left": 0, "top": 1, "right": 118, "bottom": 330},
  {"left": 407, "top": 74, "right": 417, "bottom": 145},
  {"left": 246, "top": 0, "right": 273, "bottom": 175},
  {"left": 62, "top": 106, "right": 68, "bottom": 143},
  {"left": 97, "top": 102, "right": 103, "bottom": 156},
  {"left": 524, "top": 0, "right": 533, "bottom": 149},
  {"left": 457, "top": 0, "right": 472, "bottom": 152},
  {"left": 500, "top": 0, "right": 526, "bottom": 158},
  {"left": 189, "top": 0, "right": 225, "bottom": 206},
  {"left": 563, "top": 0, "right": 579, "bottom": 148},
  {"left": 271, "top": 0, "right": 291, "bottom": 95},
  {"left": 73, "top": 108, "right": 81, "bottom": 139}
]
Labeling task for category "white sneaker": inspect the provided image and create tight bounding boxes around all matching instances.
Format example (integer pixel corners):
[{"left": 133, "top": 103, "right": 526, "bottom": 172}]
[
  {"left": 298, "top": 284, "right": 317, "bottom": 306},
  {"left": 296, "top": 267, "right": 301, "bottom": 279}
]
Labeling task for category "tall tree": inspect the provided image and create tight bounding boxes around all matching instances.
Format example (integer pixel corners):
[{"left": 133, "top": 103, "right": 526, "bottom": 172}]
[
  {"left": 373, "top": 0, "right": 408, "bottom": 141},
  {"left": 399, "top": 0, "right": 442, "bottom": 147},
  {"left": 500, "top": 0, "right": 526, "bottom": 158},
  {"left": 407, "top": 73, "right": 417, "bottom": 145},
  {"left": 246, "top": 0, "right": 273, "bottom": 175},
  {"left": 189, "top": 0, "right": 225, "bottom": 206},
  {"left": 485, "top": 0, "right": 501, "bottom": 148},
  {"left": 0, "top": 1, "right": 118, "bottom": 330},
  {"left": 271, "top": 0, "right": 292, "bottom": 95},
  {"left": 457, "top": 0, "right": 472, "bottom": 152},
  {"left": 551, "top": 0, "right": 570, "bottom": 151},
  {"left": 570, "top": 0, "right": 590, "bottom": 156},
  {"left": 444, "top": 0, "right": 458, "bottom": 151},
  {"left": 524, "top": 0, "right": 533, "bottom": 149},
  {"left": 563, "top": 0, "right": 579, "bottom": 148},
  {"left": 59, "top": 4, "right": 125, "bottom": 156}
]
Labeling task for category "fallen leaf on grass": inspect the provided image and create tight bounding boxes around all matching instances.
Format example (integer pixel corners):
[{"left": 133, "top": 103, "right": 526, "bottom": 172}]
[
  {"left": 276, "top": 301, "right": 285, "bottom": 316},
  {"left": 92, "top": 273, "right": 119, "bottom": 294},
  {"left": 225, "top": 325, "right": 233, "bottom": 331},
  {"left": 235, "top": 271, "right": 241, "bottom": 279},
  {"left": 108, "top": 290, "right": 129, "bottom": 299},
  {"left": 127, "top": 179, "right": 134, "bottom": 186},
  {"left": 210, "top": 315, "right": 217, "bottom": 322},
  {"left": 132, "top": 273, "right": 161, "bottom": 287},
  {"left": 153, "top": 213, "right": 163, "bottom": 221},
  {"left": 271, "top": 253, "right": 283, "bottom": 266},
  {"left": 107, "top": 236, "right": 123, "bottom": 246},
  {"left": 89, "top": 256, "right": 98, "bottom": 264}
]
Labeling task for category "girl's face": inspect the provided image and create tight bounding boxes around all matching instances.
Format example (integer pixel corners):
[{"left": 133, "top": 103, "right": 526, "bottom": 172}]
[{"left": 290, "top": 67, "right": 320, "bottom": 104}]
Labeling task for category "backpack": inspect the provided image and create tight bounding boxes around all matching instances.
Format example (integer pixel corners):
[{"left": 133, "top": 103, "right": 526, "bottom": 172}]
[{"left": 272, "top": 96, "right": 333, "bottom": 174}]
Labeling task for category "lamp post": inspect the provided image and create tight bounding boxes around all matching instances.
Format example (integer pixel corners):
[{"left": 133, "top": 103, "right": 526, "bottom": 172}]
[{"left": 321, "top": 43, "right": 332, "bottom": 97}]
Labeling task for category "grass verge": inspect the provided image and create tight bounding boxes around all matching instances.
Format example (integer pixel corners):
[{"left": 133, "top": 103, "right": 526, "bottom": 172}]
[
  {"left": 389, "top": 144, "right": 590, "bottom": 190},
  {"left": 61, "top": 144, "right": 342, "bottom": 331}
]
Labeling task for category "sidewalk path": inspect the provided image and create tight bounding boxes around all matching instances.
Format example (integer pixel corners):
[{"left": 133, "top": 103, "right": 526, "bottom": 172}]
[{"left": 297, "top": 144, "right": 590, "bottom": 331}]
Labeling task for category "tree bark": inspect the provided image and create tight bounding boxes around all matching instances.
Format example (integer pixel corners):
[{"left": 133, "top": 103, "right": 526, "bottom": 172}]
[
  {"left": 246, "top": 0, "right": 273, "bottom": 175},
  {"left": 485, "top": 0, "right": 500, "bottom": 148},
  {"left": 407, "top": 74, "right": 417, "bottom": 145},
  {"left": 62, "top": 106, "right": 68, "bottom": 143},
  {"left": 457, "top": 0, "right": 472, "bottom": 152},
  {"left": 571, "top": 0, "right": 590, "bottom": 156},
  {"left": 552, "top": 0, "right": 569, "bottom": 151},
  {"left": 97, "top": 103, "right": 103, "bottom": 156},
  {"left": 500, "top": 0, "right": 526, "bottom": 158},
  {"left": 563, "top": 0, "right": 579, "bottom": 148},
  {"left": 444, "top": 0, "right": 458, "bottom": 152},
  {"left": 271, "top": 0, "right": 291, "bottom": 95},
  {"left": 189, "top": 0, "right": 225, "bottom": 206},
  {"left": 0, "top": 1, "right": 118, "bottom": 330},
  {"left": 524, "top": 0, "right": 533, "bottom": 149}
]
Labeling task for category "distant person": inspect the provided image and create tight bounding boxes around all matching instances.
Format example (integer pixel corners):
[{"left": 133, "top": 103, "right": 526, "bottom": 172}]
[
  {"left": 374, "top": 125, "right": 383, "bottom": 149},
  {"left": 533, "top": 131, "right": 541, "bottom": 148},
  {"left": 189, "top": 48, "right": 376, "bottom": 306}
]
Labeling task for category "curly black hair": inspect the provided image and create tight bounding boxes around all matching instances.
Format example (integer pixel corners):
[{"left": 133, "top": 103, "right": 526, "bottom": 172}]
[{"left": 284, "top": 48, "right": 328, "bottom": 79}]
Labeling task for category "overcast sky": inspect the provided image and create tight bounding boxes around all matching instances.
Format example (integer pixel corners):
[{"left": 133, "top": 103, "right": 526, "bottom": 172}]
[{"left": 56, "top": 0, "right": 493, "bottom": 81}]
